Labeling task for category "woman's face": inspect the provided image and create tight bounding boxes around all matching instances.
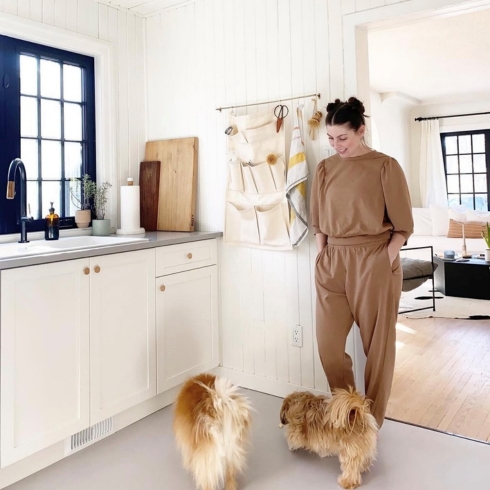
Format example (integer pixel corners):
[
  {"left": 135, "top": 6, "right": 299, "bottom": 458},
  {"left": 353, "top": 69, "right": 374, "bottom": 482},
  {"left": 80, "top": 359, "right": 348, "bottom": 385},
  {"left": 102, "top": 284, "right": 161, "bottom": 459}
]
[{"left": 327, "top": 123, "right": 365, "bottom": 158}]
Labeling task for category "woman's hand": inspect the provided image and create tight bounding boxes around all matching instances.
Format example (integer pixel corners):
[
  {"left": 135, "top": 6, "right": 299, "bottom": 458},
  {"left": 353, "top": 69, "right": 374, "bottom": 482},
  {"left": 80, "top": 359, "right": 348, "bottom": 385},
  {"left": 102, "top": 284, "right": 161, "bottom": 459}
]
[{"left": 387, "top": 232, "right": 406, "bottom": 265}]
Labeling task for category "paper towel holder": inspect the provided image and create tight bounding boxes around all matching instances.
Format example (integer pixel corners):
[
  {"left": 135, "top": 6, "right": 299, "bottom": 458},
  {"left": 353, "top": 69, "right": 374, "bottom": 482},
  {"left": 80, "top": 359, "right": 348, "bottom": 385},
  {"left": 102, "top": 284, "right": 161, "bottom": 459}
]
[{"left": 116, "top": 177, "right": 146, "bottom": 236}]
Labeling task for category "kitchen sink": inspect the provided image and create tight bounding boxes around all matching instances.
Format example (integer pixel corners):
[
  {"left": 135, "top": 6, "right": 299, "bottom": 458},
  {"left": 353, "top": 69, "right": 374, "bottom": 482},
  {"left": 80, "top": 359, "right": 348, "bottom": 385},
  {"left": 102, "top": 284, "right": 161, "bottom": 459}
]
[{"left": 0, "top": 236, "right": 149, "bottom": 260}]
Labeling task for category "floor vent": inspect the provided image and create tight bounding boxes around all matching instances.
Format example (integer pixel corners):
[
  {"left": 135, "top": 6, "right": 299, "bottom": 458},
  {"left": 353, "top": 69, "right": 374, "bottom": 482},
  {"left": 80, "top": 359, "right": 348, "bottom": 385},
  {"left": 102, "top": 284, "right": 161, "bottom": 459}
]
[{"left": 66, "top": 418, "right": 114, "bottom": 455}]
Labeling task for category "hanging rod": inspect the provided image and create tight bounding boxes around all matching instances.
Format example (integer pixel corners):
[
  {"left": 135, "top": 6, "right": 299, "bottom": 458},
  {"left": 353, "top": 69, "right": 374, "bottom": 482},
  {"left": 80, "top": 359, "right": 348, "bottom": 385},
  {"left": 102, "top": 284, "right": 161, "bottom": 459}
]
[
  {"left": 415, "top": 111, "right": 490, "bottom": 121},
  {"left": 216, "top": 93, "right": 321, "bottom": 112}
]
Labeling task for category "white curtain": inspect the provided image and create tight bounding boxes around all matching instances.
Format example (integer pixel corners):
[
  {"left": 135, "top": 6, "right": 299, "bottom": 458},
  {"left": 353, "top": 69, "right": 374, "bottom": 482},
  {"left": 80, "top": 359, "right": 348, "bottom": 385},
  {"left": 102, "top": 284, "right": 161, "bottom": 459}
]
[{"left": 419, "top": 119, "right": 448, "bottom": 207}]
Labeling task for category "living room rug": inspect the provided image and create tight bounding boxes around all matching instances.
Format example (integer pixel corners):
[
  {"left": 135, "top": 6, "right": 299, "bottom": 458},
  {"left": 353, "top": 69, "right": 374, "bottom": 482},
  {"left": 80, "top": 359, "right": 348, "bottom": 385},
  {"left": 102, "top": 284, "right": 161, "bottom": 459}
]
[{"left": 399, "top": 284, "right": 490, "bottom": 320}]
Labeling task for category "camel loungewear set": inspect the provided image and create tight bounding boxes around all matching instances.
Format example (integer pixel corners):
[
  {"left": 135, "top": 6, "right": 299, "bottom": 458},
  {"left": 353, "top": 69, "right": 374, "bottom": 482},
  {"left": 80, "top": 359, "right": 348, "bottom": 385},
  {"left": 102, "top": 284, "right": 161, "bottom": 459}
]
[{"left": 310, "top": 150, "right": 414, "bottom": 427}]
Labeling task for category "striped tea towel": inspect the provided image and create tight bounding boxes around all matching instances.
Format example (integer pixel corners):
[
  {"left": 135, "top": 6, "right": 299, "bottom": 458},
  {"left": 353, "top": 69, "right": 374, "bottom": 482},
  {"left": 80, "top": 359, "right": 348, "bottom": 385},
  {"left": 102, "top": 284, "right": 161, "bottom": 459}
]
[{"left": 286, "top": 105, "right": 308, "bottom": 247}]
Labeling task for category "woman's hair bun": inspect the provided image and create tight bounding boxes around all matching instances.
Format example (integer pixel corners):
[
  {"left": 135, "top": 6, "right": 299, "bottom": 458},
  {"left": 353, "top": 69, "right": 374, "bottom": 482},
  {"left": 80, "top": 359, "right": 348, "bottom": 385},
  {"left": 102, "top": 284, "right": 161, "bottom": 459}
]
[
  {"left": 326, "top": 99, "right": 343, "bottom": 114},
  {"left": 346, "top": 97, "right": 365, "bottom": 115}
]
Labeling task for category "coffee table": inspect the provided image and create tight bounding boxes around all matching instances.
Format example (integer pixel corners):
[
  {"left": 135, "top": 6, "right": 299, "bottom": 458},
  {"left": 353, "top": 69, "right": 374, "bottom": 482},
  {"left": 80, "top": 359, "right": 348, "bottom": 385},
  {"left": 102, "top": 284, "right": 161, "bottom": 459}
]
[{"left": 433, "top": 255, "right": 490, "bottom": 300}]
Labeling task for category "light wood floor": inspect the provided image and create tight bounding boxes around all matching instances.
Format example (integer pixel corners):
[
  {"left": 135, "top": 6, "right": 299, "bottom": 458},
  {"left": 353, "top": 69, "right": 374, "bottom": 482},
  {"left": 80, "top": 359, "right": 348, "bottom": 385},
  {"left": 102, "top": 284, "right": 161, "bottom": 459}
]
[{"left": 387, "top": 316, "right": 490, "bottom": 442}]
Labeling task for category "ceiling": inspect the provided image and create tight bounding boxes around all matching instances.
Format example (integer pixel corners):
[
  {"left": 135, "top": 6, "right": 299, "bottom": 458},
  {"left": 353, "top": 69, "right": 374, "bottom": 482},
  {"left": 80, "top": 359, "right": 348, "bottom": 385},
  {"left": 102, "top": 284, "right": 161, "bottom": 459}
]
[
  {"left": 94, "top": 0, "right": 191, "bottom": 16},
  {"left": 368, "top": 8, "right": 490, "bottom": 104}
]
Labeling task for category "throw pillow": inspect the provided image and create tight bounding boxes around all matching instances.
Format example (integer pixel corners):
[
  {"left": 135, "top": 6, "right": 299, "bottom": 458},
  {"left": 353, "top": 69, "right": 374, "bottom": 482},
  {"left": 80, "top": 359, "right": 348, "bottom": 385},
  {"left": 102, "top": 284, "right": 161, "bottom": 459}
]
[
  {"left": 448, "top": 204, "right": 468, "bottom": 222},
  {"left": 466, "top": 209, "right": 490, "bottom": 223},
  {"left": 447, "top": 219, "right": 486, "bottom": 238},
  {"left": 401, "top": 257, "right": 438, "bottom": 292},
  {"left": 429, "top": 204, "right": 449, "bottom": 236}
]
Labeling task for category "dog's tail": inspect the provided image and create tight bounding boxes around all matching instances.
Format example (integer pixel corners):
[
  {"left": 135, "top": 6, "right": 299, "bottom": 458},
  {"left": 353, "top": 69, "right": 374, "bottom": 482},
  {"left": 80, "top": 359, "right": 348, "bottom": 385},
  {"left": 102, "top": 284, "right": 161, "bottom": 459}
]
[{"left": 328, "top": 387, "right": 377, "bottom": 433}]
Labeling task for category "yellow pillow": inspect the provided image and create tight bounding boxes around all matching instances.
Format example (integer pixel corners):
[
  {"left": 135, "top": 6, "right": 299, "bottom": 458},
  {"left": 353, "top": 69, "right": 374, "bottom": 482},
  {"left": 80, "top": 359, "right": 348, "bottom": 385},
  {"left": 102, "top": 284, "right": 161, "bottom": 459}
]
[{"left": 447, "top": 219, "right": 486, "bottom": 238}]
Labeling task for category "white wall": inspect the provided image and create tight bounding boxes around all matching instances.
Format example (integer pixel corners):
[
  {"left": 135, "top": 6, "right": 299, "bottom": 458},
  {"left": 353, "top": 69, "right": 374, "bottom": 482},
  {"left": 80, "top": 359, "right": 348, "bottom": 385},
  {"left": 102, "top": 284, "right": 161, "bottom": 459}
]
[
  {"left": 370, "top": 91, "right": 416, "bottom": 180},
  {"left": 0, "top": 0, "right": 147, "bottom": 227},
  {"left": 410, "top": 98, "right": 490, "bottom": 206}
]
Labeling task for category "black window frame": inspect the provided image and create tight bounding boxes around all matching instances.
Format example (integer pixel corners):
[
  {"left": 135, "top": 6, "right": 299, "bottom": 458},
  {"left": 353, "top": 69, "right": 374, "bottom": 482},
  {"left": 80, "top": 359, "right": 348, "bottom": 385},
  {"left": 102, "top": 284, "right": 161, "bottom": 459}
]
[
  {"left": 440, "top": 129, "right": 490, "bottom": 211},
  {"left": 0, "top": 34, "right": 96, "bottom": 236}
]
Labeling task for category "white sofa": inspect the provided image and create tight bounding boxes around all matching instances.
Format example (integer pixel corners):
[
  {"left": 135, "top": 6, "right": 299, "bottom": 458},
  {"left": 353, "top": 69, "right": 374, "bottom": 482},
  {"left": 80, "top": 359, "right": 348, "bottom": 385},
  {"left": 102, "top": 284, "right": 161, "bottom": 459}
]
[{"left": 402, "top": 205, "right": 487, "bottom": 261}]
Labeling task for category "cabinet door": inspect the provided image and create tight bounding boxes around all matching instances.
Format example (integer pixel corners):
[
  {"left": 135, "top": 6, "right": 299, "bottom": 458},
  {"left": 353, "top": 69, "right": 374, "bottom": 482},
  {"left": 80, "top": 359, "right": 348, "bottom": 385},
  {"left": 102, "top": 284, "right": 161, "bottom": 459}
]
[
  {"left": 1, "top": 260, "right": 90, "bottom": 468},
  {"left": 90, "top": 249, "right": 156, "bottom": 423},
  {"left": 156, "top": 265, "right": 219, "bottom": 393}
]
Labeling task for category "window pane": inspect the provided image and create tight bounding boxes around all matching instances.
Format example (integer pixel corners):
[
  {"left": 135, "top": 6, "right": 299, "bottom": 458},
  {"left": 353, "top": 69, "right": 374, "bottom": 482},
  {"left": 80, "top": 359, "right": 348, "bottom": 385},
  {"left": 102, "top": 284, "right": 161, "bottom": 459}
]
[
  {"left": 63, "top": 64, "right": 82, "bottom": 102},
  {"left": 42, "top": 181, "right": 61, "bottom": 217},
  {"left": 21, "top": 96, "right": 38, "bottom": 137},
  {"left": 447, "top": 195, "right": 460, "bottom": 207},
  {"left": 20, "top": 55, "right": 37, "bottom": 96},
  {"left": 446, "top": 156, "right": 458, "bottom": 174},
  {"left": 445, "top": 136, "right": 457, "bottom": 155},
  {"left": 473, "top": 134, "right": 485, "bottom": 153},
  {"left": 40, "top": 59, "right": 60, "bottom": 99},
  {"left": 460, "top": 155, "right": 472, "bottom": 173},
  {"left": 64, "top": 103, "right": 82, "bottom": 141},
  {"left": 21, "top": 139, "right": 39, "bottom": 180},
  {"left": 65, "top": 142, "right": 82, "bottom": 178},
  {"left": 460, "top": 174, "right": 473, "bottom": 193},
  {"left": 447, "top": 175, "right": 459, "bottom": 193},
  {"left": 474, "top": 154, "right": 487, "bottom": 173},
  {"left": 475, "top": 194, "right": 488, "bottom": 211},
  {"left": 27, "top": 181, "right": 39, "bottom": 219},
  {"left": 41, "top": 140, "right": 62, "bottom": 179},
  {"left": 65, "top": 181, "right": 78, "bottom": 216},
  {"left": 475, "top": 174, "right": 487, "bottom": 193},
  {"left": 461, "top": 194, "right": 474, "bottom": 209},
  {"left": 459, "top": 135, "right": 471, "bottom": 154},
  {"left": 41, "top": 99, "right": 61, "bottom": 139}
]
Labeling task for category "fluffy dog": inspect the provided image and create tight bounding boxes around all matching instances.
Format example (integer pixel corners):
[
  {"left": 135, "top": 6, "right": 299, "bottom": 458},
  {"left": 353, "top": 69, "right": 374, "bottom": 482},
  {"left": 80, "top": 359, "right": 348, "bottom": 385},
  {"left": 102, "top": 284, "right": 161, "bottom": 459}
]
[
  {"left": 279, "top": 388, "right": 378, "bottom": 489},
  {"left": 173, "top": 373, "right": 252, "bottom": 490}
]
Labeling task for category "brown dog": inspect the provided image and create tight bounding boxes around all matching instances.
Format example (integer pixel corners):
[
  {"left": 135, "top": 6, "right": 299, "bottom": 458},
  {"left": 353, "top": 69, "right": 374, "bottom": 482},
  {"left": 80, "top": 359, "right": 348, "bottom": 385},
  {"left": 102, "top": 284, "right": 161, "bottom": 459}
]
[
  {"left": 173, "top": 374, "right": 252, "bottom": 490},
  {"left": 280, "top": 388, "right": 378, "bottom": 489}
]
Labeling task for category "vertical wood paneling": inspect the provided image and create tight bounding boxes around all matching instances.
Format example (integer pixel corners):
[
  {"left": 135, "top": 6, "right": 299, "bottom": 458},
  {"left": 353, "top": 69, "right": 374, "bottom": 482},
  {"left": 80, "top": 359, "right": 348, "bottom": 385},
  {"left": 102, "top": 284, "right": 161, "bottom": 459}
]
[
  {"left": 16, "top": 0, "right": 28, "bottom": 17},
  {"left": 356, "top": 0, "right": 371, "bottom": 11},
  {"left": 343, "top": 0, "right": 356, "bottom": 15},
  {"left": 30, "top": 0, "right": 43, "bottom": 22},
  {"left": 54, "top": 0, "right": 66, "bottom": 29},
  {"left": 42, "top": 0, "right": 54, "bottom": 25},
  {"left": 135, "top": 14, "right": 146, "bottom": 167},
  {"left": 370, "top": 0, "right": 386, "bottom": 8},
  {"left": 98, "top": 2, "right": 109, "bottom": 41},
  {"left": 65, "top": 0, "right": 78, "bottom": 32},
  {"left": 3, "top": 0, "right": 17, "bottom": 15},
  {"left": 76, "top": 0, "right": 89, "bottom": 35}
]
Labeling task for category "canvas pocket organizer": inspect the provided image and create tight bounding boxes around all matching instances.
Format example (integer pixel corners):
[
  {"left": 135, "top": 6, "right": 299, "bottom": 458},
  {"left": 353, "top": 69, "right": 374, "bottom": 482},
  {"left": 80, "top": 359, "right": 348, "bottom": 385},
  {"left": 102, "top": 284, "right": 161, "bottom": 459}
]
[{"left": 224, "top": 110, "right": 291, "bottom": 251}]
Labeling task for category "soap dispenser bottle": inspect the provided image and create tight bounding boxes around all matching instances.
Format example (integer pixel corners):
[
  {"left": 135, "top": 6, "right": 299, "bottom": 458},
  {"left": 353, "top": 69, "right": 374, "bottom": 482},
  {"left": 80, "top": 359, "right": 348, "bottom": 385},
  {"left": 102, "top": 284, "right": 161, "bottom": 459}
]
[{"left": 45, "top": 202, "right": 59, "bottom": 240}]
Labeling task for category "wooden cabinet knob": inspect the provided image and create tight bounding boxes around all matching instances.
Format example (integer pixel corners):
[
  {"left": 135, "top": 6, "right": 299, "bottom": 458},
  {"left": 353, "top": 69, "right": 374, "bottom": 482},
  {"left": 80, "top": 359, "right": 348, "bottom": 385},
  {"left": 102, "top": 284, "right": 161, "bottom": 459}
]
[
  {"left": 160, "top": 285, "right": 166, "bottom": 292},
  {"left": 94, "top": 265, "right": 101, "bottom": 273},
  {"left": 187, "top": 253, "right": 193, "bottom": 259},
  {"left": 83, "top": 267, "right": 90, "bottom": 275}
]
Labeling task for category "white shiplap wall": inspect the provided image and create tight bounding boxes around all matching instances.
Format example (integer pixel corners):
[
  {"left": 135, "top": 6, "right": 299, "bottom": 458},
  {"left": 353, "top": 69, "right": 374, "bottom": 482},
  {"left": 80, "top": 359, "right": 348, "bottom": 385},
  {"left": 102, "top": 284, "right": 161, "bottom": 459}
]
[
  {"left": 0, "top": 0, "right": 147, "bottom": 219},
  {"left": 146, "top": 0, "right": 409, "bottom": 394}
]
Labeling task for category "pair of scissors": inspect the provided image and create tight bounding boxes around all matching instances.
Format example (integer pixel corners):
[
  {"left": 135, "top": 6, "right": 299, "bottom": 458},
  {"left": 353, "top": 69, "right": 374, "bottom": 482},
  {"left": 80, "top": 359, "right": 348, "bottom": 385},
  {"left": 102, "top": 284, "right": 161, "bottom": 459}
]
[{"left": 274, "top": 104, "right": 289, "bottom": 132}]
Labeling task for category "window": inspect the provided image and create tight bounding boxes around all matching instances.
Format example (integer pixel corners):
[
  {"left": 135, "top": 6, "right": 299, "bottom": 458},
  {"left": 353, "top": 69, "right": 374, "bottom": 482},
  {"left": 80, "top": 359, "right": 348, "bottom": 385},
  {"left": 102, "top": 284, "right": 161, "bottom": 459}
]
[
  {"left": 0, "top": 34, "right": 95, "bottom": 235},
  {"left": 440, "top": 130, "right": 490, "bottom": 211}
]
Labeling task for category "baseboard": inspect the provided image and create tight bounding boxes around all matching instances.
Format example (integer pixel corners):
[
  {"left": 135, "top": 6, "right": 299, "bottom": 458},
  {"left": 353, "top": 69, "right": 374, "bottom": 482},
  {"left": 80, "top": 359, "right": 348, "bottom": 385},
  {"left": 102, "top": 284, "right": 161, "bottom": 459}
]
[{"left": 210, "top": 367, "right": 330, "bottom": 398}]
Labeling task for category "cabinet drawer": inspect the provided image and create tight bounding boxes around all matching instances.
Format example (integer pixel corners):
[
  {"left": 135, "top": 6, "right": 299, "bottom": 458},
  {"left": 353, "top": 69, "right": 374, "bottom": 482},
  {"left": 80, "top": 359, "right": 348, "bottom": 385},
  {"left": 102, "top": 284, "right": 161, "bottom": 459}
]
[{"left": 156, "top": 239, "right": 217, "bottom": 276}]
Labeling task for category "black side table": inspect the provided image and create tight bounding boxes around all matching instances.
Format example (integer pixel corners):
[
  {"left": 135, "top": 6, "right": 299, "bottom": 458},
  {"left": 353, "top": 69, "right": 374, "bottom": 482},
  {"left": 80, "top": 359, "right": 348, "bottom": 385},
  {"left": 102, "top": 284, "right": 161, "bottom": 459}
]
[{"left": 433, "top": 255, "right": 490, "bottom": 300}]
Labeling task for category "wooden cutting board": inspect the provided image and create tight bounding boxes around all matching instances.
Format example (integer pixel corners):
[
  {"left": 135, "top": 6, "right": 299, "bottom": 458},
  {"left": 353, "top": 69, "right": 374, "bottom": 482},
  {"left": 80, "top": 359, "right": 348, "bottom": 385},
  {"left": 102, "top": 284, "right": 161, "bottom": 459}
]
[{"left": 142, "top": 137, "right": 198, "bottom": 232}]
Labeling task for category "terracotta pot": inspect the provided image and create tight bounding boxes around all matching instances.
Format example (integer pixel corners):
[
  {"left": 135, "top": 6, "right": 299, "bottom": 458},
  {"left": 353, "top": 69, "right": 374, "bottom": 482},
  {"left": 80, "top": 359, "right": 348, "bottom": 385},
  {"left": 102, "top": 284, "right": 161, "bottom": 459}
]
[{"left": 75, "top": 209, "right": 91, "bottom": 228}]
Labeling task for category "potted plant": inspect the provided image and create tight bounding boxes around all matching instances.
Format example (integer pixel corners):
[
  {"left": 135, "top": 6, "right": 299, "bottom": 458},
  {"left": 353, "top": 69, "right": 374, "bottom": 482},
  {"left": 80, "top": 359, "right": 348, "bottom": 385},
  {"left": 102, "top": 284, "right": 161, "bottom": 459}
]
[
  {"left": 482, "top": 223, "right": 490, "bottom": 262},
  {"left": 91, "top": 180, "right": 112, "bottom": 236},
  {"left": 70, "top": 174, "right": 95, "bottom": 228}
]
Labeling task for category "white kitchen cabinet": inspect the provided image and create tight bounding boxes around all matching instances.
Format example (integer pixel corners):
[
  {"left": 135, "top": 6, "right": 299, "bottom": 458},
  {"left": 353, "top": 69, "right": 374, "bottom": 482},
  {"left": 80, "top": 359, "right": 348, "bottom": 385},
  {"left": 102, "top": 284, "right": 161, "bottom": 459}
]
[
  {"left": 156, "top": 259, "right": 219, "bottom": 393},
  {"left": 0, "top": 259, "right": 90, "bottom": 468},
  {"left": 89, "top": 249, "right": 156, "bottom": 423}
]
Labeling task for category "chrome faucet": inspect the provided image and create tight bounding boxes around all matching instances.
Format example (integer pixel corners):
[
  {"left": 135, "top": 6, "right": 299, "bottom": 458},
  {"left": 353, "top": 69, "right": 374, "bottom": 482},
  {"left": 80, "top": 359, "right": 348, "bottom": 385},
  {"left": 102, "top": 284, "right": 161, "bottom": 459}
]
[{"left": 6, "top": 158, "right": 33, "bottom": 243}]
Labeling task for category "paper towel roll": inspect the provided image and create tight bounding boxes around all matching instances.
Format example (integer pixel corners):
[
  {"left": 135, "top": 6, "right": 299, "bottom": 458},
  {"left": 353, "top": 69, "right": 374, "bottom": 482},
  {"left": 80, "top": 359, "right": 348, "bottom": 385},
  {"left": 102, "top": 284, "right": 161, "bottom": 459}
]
[{"left": 116, "top": 185, "right": 145, "bottom": 235}]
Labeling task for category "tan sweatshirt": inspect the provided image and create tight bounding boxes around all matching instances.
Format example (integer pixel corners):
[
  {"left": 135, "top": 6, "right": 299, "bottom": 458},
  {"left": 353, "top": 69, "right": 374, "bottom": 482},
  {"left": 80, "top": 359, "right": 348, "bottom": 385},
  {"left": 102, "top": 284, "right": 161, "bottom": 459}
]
[{"left": 310, "top": 150, "right": 414, "bottom": 242}]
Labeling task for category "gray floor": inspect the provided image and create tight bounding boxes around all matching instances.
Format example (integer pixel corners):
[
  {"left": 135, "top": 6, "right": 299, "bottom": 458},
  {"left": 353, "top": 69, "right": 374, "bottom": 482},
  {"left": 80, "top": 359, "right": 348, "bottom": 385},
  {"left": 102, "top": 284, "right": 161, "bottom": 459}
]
[{"left": 7, "top": 389, "right": 490, "bottom": 489}]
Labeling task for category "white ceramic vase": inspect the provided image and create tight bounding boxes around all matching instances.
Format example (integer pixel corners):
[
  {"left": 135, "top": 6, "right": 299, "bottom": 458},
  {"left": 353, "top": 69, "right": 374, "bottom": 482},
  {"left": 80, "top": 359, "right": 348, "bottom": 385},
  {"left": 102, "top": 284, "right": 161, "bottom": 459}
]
[
  {"left": 92, "top": 219, "right": 111, "bottom": 236},
  {"left": 485, "top": 249, "right": 490, "bottom": 262}
]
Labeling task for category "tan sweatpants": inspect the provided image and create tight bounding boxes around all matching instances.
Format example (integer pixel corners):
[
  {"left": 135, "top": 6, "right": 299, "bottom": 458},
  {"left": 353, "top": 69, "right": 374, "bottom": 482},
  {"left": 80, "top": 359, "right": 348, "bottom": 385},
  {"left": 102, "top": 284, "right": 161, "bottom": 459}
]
[{"left": 315, "top": 233, "right": 402, "bottom": 428}]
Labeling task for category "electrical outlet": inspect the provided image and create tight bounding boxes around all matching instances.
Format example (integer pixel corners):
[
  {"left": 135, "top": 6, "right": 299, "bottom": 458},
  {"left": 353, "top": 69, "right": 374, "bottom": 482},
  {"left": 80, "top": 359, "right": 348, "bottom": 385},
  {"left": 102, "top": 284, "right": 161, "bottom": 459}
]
[{"left": 291, "top": 325, "right": 303, "bottom": 347}]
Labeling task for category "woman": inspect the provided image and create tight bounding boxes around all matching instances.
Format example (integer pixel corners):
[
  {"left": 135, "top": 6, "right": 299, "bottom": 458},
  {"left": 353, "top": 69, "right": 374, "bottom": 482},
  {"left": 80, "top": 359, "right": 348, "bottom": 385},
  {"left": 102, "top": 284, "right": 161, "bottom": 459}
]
[{"left": 310, "top": 97, "right": 413, "bottom": 428}]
